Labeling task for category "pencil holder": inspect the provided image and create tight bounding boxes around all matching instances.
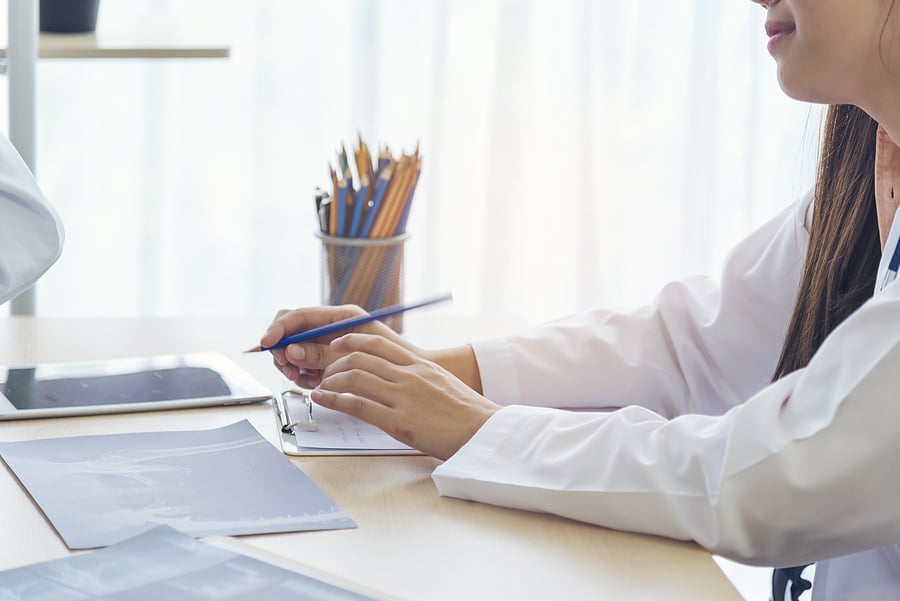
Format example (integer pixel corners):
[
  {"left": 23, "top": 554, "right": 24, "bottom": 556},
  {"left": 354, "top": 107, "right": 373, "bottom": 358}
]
[{"left": 317, "top": 232, "right": 409, "bottom": 333}]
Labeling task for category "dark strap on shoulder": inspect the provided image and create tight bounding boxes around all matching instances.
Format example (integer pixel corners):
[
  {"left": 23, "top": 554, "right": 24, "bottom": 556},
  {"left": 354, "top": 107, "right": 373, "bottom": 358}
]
[{"left": 771, "top": 565, "right": 812, "bottom": 601}]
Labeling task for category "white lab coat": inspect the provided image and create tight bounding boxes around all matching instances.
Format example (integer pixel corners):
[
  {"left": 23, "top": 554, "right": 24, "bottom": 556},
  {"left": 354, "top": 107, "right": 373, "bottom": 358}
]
[
  {"left": 432, "top": 193, "right": 900, "bottom": 600},
  {"left": 0, "top": 134, "right": 64, "bottom": 306}
]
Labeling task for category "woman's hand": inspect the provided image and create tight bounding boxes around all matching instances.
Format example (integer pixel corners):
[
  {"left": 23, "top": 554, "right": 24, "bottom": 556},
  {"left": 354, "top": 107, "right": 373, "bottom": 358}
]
[
  {"left": 310, "top": 333, "right": 499, "bottom": 460},
  {"left": 260, "top": 305, "right": 412, "bottom": 389}
]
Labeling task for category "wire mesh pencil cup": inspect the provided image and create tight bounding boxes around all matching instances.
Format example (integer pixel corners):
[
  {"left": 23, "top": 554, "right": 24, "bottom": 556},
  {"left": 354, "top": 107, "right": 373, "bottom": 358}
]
[{"left": 317, "top": 232, "right": 408, "bottom": 334}]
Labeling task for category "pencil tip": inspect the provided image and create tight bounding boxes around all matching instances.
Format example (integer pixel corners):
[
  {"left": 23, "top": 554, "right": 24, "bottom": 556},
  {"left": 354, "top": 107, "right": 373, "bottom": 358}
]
[{"left": 244, "top": 346, "right": 263, "bottom": 354}]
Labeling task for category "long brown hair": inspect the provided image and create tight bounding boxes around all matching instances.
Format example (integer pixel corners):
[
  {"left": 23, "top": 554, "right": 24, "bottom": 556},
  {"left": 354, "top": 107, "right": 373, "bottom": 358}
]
[{"left": 773, "top": 105, "right": 882, "bottom": 379}]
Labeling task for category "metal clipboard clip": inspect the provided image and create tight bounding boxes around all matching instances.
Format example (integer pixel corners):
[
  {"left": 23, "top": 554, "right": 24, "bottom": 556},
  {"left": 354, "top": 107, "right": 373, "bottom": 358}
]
[
  {"left": 272, "top": 386, "right": 422, "bottom": 457},
  {"left": 274, "top": 389, "right": 318, "bottom": 434}
]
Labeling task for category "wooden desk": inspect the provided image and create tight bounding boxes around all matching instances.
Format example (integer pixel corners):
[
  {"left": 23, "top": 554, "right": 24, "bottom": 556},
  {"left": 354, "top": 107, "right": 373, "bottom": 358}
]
[{"left": 0, "top": 316, "right": 742, "bottom": 600}]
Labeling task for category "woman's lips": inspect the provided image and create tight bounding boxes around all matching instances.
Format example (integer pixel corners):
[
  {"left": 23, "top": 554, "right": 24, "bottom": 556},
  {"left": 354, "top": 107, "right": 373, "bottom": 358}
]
[{"left": 765, "top": 21, "right": 795, "bottom": 54}]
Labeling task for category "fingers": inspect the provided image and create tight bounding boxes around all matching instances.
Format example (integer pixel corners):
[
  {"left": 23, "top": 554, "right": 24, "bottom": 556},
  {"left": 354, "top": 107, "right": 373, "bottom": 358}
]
[
  {"left": 273, "top": 363, "right": 324, "bottom": 389},
  {"left": 319, "top": 352, "right": 402, "bottom": 403},
  {"left": 262, "top": 306, "right": 366, "bottom": 378},
  {"left": 260, "top": 309, "right": 291, "bottom": 349},
  {"left": 270, "top": 340, "right": 332, "bottom": 381},
  {"left": 260, "top": 305, "right": 366, "bottom": 349},
  {"left": 284, "top": 340, "right": 330, "bottom": 368},
  {"left": 295, "top": 371, "right": 324, "bottom": 389},
  {"left": 318, "top": 334, "right": 427, "bottom": 400},
  {"left": 328, "top": 333, "right": 417, "bottom": 368},
  {"left": 310, "top": 388, "right": 398, "bottom": 439},
  {"left": 260, "top": 308, "right": 419, "bottom": 398},
  {"left": 277, "top": 362, "right": 299, "bottom": 382}
]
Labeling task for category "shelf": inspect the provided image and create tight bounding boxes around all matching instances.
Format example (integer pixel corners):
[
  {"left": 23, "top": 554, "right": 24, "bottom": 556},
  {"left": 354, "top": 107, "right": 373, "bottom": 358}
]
[
  {"left": 3, "top": 2, "right": 230, "bottom": 316},
  {"left": 0, "top": 17, "right": 230, "bottom": 60}
]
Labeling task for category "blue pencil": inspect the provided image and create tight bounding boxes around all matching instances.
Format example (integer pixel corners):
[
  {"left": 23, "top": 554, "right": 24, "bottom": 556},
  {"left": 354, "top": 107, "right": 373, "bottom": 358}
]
[
  {"left": 245, "top": 292, "right": 453, "bottom": 352},
  {"left": 374, "top": 149, "right": 391, "bottom": 182},
  {"left": 359, "top": 168, "right": 392, "bottom": 239},
  {"left": 349, "top": 175, "right": 368, "bottom": 238},
  {"left": 336, "top": 180, "right": 348, "bottom": 237}
]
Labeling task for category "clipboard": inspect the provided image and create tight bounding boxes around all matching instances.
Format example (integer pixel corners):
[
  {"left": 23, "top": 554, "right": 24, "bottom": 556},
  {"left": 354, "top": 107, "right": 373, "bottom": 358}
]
[{"left": 274, "top": 389, "right": 422, "bottom": 456}]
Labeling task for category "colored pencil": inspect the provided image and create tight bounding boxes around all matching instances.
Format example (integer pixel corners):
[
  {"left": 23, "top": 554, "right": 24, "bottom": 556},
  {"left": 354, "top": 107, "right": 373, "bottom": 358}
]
[{"left": 245, "top": 292, "right": 451, "bottom": 352}]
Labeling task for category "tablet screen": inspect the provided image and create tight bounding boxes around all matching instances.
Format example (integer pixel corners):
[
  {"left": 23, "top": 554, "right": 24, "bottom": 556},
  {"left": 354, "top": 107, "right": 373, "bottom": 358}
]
[
  {"left": 2, "top": 366, "right": 232, "bottom": 410},
  {"left": 0, "top": 353, "right": 272, "bottom": 419}
]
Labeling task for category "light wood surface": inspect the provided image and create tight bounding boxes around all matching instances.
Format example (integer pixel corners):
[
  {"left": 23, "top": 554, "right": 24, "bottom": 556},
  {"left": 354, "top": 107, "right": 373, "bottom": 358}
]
[{"left": 0, "top": 316, "right": 742, "bottom": 600}]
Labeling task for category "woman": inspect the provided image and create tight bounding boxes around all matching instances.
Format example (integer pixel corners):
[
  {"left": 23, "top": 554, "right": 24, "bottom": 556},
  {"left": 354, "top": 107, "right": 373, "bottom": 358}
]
[
  {"left": 0, "top": 133, "right": 64, "bottom": 306},
  {"left": 260, "top": 1, "right": 900, "bottom": 598}
]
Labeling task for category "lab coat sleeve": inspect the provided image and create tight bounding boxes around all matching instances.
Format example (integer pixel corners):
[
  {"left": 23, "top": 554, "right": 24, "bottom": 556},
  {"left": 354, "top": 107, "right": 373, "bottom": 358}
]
[
  {"left": 434, "top": 281, "right": 900, "bottom": 567},
  {"left": 0, "top": 134, "right": 64, "bottom": 305},
  {"left": 471, "top": 194, "right": 811, "bottom": 417}
]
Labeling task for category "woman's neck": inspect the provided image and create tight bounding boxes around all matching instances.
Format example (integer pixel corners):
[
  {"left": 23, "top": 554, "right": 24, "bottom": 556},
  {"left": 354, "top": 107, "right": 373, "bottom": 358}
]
[{"left": 875, "top": 125, "right": 900, "bottom": 249}]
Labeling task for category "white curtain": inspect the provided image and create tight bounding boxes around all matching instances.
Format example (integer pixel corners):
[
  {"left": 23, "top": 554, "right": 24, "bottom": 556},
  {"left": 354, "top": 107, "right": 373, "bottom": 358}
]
[{"left": 6, "top": 0, "right": 820, "bottom": 323}]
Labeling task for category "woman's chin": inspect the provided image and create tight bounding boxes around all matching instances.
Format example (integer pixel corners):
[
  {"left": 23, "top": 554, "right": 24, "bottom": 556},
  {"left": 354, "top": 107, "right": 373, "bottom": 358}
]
[{"left": 776, "top": 69, "right": 841, "bottom": 105}]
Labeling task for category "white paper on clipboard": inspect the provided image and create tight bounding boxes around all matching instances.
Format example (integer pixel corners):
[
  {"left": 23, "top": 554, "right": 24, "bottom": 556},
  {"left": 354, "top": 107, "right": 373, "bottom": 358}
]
[{"left": 274, "top": 389, "right": 421, "bottom": 456}]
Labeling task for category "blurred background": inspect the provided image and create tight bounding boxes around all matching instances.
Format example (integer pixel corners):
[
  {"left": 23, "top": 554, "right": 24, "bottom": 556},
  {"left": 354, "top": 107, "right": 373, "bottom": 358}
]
[{"left": 1, "top": 0, "right": 819, "bottom": 325}]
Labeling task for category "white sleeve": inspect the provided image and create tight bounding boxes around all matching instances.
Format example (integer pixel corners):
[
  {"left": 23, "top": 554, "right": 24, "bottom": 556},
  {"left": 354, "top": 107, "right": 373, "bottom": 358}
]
[
  {"left": 434, "top": 278, "right": 900, "bottom": 567},
  {"left": 0, "top": 134, "right": 64, "bottom": 306},
  {"left": 471, "top": 195, "right": 811, "bottom": 418}
]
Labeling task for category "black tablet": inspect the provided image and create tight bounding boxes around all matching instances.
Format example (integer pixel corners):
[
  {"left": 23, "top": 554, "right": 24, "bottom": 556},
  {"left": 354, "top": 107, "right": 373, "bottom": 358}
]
[{"left": 0, "top": 352, "right": 272, "bottom": 420}]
